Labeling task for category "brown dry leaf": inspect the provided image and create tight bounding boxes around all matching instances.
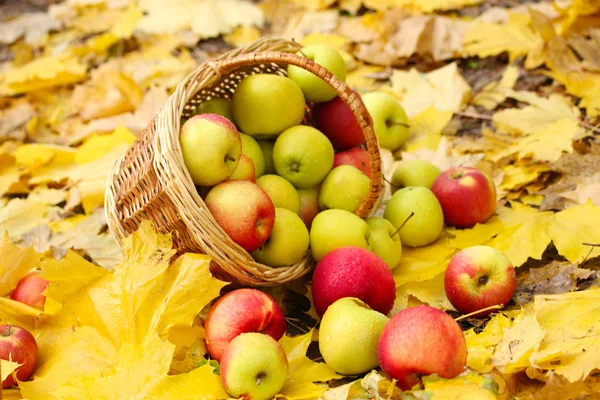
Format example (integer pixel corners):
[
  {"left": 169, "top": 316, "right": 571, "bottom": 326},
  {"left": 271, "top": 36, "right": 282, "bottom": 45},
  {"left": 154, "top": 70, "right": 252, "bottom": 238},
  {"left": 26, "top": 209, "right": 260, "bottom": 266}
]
[
  {"left": 0, "top": 12, "right": 61, "bottom": 45},
  {"left": 471, "top": 65, "right": 519, "bottom": 110},
  {"left": 0, "top": 101, "right": 35, "bottom": 142},
  {"left": 280, "top": 10, "right": 339, "bottom": 43},
  {"left": 561, "top": 182, "right": 600, "bottom": 206}
]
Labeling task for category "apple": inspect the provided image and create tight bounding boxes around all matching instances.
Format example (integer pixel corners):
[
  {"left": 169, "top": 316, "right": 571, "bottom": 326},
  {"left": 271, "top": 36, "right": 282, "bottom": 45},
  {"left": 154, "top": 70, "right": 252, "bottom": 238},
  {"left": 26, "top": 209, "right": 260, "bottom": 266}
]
[
  {"left": 309, "top": 209, "right": 371, "bottom": 262},
  {"left": 444, "top": 246, "right": 516, "bottom": 317},
  {"left": 232, "top": 74, "right": 306, "bottom": 138},
  {"left": 0, "top": 324, "right": 38, "bottom": 388},
  {"left": 383, "top": 187, "right": 444, "bottom": 248},
  {"left": 361, "top": 92, "right": 409, "bottom": 151},
  {"left": 431, "top": 166, "right": 497, "bottom": 228},
  {"left": 319, "top": 165, "right": 370, "bottom": 213},
  {"left": 241, "top": 133, "right": 266, "bottom": 178},
  {"left": 256, "top": 175, "right": 301, "bottom": 215},
  {"left": 193, "top": 97, "right": 235, "bottom": 123},
  {"left": 252, "top": 208, "right": 309, "bottom": 267},
  {"left": 319, "top": 297, "right": 388, "bottom": 375},
  {"left": 205, "top": 180, "right": 275, "bottom": 253},
  {"left": 391, "top": 159, "right": 440, "bottom": 192},
  {"left": 377, "top": 305, "right": 467, "bottom": 390},
  {"left": 228, "top": 154, "right": 256, "bottom": 182},
  {"left": 312, "top": 91, "right": 366, "bottom": 150},
  {"left": 220, "top": 332, "right": 288, "bottom": 400},
  {"left": 365, "top": 217, "right": 402, "bottom": 270},
  {"left": 205, "top": 288, "right": 286, "bottom": 362},
  {"left": 273, "top": 125, "right": 334, "bottom": 189},
  {"left": 333, "top": 147, "right": 370, "bottom": 177},
  {"left": 311, "top": 246, "right": 395, "bottom": 317},
  {"left": 257, "top": 139, "right": 276, "bottom": 175},
  {"left": 287, "top": 44, "right": 347, "bottom": 103},
  {"left": 10, "top": 272, "right": 49, "bottom": 311},
  {"left": 297, "top": 186, "right": 320, "bottom": 229},
  {"left": 180, "top": 113, "right": 241, "bottom": 186}
]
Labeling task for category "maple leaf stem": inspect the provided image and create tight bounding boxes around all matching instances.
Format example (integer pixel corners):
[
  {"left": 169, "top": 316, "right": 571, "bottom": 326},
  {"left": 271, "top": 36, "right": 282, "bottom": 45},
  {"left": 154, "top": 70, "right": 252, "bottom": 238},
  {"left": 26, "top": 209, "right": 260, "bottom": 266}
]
[
  {"left": 580, "top": 121, "right": 600, "bottom": 134},
  {"left": 454, "top": 304, "right": 504, "bottom": 321}
]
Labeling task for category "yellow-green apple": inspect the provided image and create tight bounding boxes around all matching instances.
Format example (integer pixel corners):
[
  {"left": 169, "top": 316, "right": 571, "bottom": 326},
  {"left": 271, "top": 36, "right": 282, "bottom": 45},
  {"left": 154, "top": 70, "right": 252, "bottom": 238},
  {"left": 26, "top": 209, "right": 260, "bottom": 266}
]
[
  {"left": 205, "top": 288, "right": 286, "bottom": 362},
  {"left": 180, "top": 113, "right": 241, "bottom": 186},
  {"left": 444, "top": 246, "right": 516, "bottom": 317},
  {"left": 257, "top": 139, "right": 276, "bottom": 174},
  {"left": 10, "top": 272, "right": 49, "bottom": 311},
  {"left": 287, "top": 44, "right": 347, "bottom": 103},
  {"left": 252, "top": 208, "right": 309, "bottom": 267},
  {"left": 361, "top": 92, "right": 409, "bottom": 151},
  {"left": 232, "top": 74, "right": 305, "bottom": 138},
  {"left": 273, "top": 125, "right": 334, "bottom": 189},
  {"left": 391, "top": 159, "right": 440, "bottom": 192},
  {"left": 220, "top": 332, "right": 288, "bottom": 400},
  {"left": 383, "top": 187, "right": 444, "bottom": 247},
  {"left": 309, "top": 209, "right": 371, "bottom": 262},
  {"left": 297, "top": 186, "right": 320, "bottom": 229},
  {"left": 311, "top": 246, "right": 395, "bottom": 317},
  {"left": 312, "top": 91, "right": 365, "bottom": 150},
  {"left": 205, "top": 180, "right": 275, "bottom": 253},
  {"left": 365, "top": 217, "right": 402, "bottom": 270},
  {"left": 193, "top": 97, "right": 234, "bottom": 122},
  {"left": 377, "top": 305, "right": 467, "bottom": 390},
  {"left": 319, "top": 165, "right": 370, "bottom": 213},
  {"left": 333, "top": 147, "right": 370, "bottom": 177},
  {"left": 241, "top": 133, "right": 265, "bottom": 178},
  {"left": 0, "top": 324, "right": 38, "bottom": 388},
  {"left": 319, "top": 298, "right": 388, "bottom": 375},
  {"left": 256, "top": 175, "right": 301, "bottom": 215},
  {"left": 431, "top": 166, "right": 497, "bottom": 228},
  {"left": 228, "top": 154, "right": 256, "bottom": 182}
]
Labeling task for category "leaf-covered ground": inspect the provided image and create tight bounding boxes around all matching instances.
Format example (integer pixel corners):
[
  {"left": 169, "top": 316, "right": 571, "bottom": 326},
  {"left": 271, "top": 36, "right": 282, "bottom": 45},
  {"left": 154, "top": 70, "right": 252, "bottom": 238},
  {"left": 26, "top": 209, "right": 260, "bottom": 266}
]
[{"left": 0, "top": 0, "right": 600, "bottom": 399}]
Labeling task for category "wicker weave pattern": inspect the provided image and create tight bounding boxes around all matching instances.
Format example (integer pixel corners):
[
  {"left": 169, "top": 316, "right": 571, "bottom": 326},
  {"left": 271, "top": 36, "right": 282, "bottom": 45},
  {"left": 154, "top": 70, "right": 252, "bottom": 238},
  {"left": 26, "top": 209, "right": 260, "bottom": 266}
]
[{"left": 105, "top": 37, "right": 382, "bottom": 286}]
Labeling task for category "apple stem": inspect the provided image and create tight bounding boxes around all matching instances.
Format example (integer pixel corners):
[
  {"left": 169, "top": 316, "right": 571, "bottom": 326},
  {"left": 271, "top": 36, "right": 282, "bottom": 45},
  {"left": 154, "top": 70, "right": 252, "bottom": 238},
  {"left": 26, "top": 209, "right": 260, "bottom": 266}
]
[
  {"left": 454, "top": 304, "right": 504, "bottom": 321},
  {"left": 391, "top": 212, "right": 415, "bottom": 238},
  {"left": 225, "top": 155, "right": 236, "bottom": 163},
  {"left": 256, "top": 372, "right": 266, "bottom": 386},
  {"left": 383, "top": 176, "right": 397, "bottom": 189},
  {"left": 387, "top": 121, "right": 410, "bottom": 128}
]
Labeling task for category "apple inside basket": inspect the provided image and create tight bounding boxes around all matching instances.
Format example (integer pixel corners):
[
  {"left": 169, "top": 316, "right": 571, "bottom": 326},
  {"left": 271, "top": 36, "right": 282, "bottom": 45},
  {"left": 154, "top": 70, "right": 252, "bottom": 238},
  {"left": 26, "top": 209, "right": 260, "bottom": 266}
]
[{"left": 104, "top": 37, "right": 382, "bottom": 287}]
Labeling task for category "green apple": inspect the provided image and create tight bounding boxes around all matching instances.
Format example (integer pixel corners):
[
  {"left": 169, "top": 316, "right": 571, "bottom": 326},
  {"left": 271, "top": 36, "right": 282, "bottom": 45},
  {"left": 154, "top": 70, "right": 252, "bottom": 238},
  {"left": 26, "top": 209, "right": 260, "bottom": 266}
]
[
  {"left": 309, "top": 209, "right": 371, "bottom": 262},
  {"left": 319, "top": 165, "right": 370, "bottom": 213},
  {"left": 383, "top": 186, "right": 444, "bottom": 248},
  {"left": 287, "top": 44, "right": 347, "bottom": 103},
  {"left": 241, "top": 133, "right": 266, "bottom": 178},
  {"left": 273, "top": 125, "right": 334, "bottom": 189},
  {"left": 391, "top": 159, "right": 440, "bottom": 192},
  {"left": 232, "top": 74, "right": 306, "bottom": 138},
  {"left": 180, "top": 114, "right": 241, "bottom": 186},
  {"left": 298, "top": 186, "right": 320, "bottom": 229},
  {"left": 319, "top": 297, "right": 388, "bottom": 375},
  {"left": 193, "top": 97, "right": 234, "bottom": 122},
  {"left": 252, "top": 208, "right": 309, "bottom": 267},
  {"left": 256, "top": 174, "right": 301, "bottom": 215},
  {"left": 220, "top": 332, "right": 288, "bottom": 400},
  {"left": 257, "top": 139, "right": 276, "bottom": 175},
  {"left": 228, "top": 154, "right": 256, "bottom": 182},
  {"left": 365, "top": 217, "right": 402, "bottom": 270},
  {"left": 361, "top": 92, "right": 409, "bottom": 151}
]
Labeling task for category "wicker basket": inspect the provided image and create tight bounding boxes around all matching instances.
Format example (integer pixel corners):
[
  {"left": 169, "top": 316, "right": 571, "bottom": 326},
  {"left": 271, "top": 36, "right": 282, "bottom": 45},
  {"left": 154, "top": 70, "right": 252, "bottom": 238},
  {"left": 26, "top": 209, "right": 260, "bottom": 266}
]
[{"left": 105, "top": 37, "right": 382, "bottom": 287}]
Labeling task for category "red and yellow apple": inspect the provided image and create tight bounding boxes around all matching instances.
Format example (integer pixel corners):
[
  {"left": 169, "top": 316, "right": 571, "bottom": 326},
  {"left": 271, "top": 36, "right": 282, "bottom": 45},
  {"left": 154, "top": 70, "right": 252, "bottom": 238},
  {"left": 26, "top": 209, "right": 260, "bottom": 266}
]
[
  {"left": 309, "top": 209, "right": 371, "bottom": 262},
  {"left": 312, "top": 92, "right": 365, "bottom": 150},
  {"left": 256, "top": 174, "right": 301, "bottom": 215},
  {"left": 205, "top": 288, "right": 286, "bottom": 362},
  {"left": 333, "top": 147, "right": 370, "bottom": 177},
  {"left": 240, "top": 133, "right": 266, "bottom": 178},
  {"left": 205, "top": 180, "right": 275, "bottom": 253},
  {"left": 318, "top": 165, "right": 370, "bottom": 213},
  {"left": 377, "top": 305, "right": 467, "bottom": 390},
  {"left": 431, "top": 166, "right": 496, "bottom": 228},
  {"left": 10, "top": 272, "right": 49, "bottom": 311},
  {"left": 444, "top": 246, "right": 516, "bottom": 317},
  {"left": 311, "top": 246, "right": 395, "bottom": 317},
  {"left": 228, "top": 154, "right": 256, "bottom": 182},
  {"left": 297, "top": 186, "right": 320, "bottom": 229},
  {"left": 0, "top": 324, "right": 38, "bottom": 388},
  {"left": 193, "top": 97, "right": 235, "bottom": 123}
]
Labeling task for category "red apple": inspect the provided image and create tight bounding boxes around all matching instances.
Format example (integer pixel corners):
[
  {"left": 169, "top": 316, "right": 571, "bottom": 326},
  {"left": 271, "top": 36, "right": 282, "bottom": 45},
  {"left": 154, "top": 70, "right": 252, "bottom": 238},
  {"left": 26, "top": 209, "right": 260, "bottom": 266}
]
[
  {"left": 312, "top": 91, "right": 366, "bottom": 151},
  {"left": 10, "top": 272, "right": 49, "bottom": 311},
  {"left": 444, "top": 245, "right": 516, "bottom": 317},
  {"left": 377, "top": 305, "right": 467, "bottom": 390},
  {"left": 311, "top": 246, "right": 395, "bottom": 317},
  {"left": 431, "top": 166, "right": 496, "bottom": 228},
  {"left": 205, "top": 288, "right": 286, "bottom": 362},
  {"left": 228, "top": 154, "right": 256, "bottom": 182},
  {"left": 0, "top": 324, "right": 38, "bottom": 388},
  {"left": 205, "top": 180, "right": 275, "bottom": 253},
  {"left": 333, "top": 147, "right": 371, "bottom": 177},
  {"left": 297, "top": 186, "right": 320, "bottom": 229}
]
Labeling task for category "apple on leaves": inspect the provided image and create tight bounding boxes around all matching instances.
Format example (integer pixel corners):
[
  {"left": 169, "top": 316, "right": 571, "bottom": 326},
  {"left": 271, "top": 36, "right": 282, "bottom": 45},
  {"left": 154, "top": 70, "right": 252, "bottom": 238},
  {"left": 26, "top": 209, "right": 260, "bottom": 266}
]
[
  {"left": 0, "top": 324, "right": 38, "bottom": 388},
  {"left": 10, "top": 272, "right": 49, "bottom": 311}
]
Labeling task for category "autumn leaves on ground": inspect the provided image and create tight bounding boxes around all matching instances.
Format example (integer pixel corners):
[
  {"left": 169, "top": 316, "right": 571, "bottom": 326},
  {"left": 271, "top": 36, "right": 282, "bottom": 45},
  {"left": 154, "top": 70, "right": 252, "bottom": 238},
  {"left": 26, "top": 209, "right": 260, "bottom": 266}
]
[{"left": 0, "top": 0, "right": 599, "bottom": 399}]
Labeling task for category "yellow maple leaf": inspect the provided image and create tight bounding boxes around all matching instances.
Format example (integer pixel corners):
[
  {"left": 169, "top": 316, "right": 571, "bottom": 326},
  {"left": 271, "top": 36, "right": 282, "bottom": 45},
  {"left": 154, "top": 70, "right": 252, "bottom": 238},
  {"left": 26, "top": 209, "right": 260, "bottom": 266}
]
[
  {"left": 548, "top": 201, "right": 600, "bottom": 263},
  {"left": 110, "top": 4, "right": 143, "bottom": 39},
  {"left": 548, "top": 71, "right": 600, "bottom": 117},
  {"left": 0, "top": 198, "right": 48, "bottom": 241},
  {"left": 472, "top": 65, "right": 519, "bottom": 111},
  {"left": 0, "top": 234, "right": 40, "bottom": 297},
  {"left": 415, "top": 370, "right": 499, "bottom": 399},
  {"left": 395, "top": 272, "right": 454, "bottom": 311},
  {"left": 75, "top": 126, "right": 136, "bottom": 164},
  {"left": 1, "top": 359, "right": 22, "bottom": 383},
  {"left": 393, "top": 239, "right": 455, "bottom": 287},
  {"left": 403, "top": 105, "right": 453, "bottom": 153},
  {"left": 447, "top": 216, "right": 504, "bottom": 251},
  {"left": 499, "top": 163, "right": 550, "bottom": 192},
  {"left": 508, "top": 119, "right": 579, "bottom": 162}
]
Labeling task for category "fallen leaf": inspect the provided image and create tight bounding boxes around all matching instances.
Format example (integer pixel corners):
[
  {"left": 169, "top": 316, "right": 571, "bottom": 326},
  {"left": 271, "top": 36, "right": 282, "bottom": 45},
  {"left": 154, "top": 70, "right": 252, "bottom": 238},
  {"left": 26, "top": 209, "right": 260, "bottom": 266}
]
[
  {"left": 562, "top": 182, "right": 600, "bottom": 206},
  {"left": 508, "top": 119, "right": 579, "bottom": 163},
  {"left": 1, "top": 359, "right": 22, "bottom": 383},
  {"left": 403, "top": 105, "right": 453, "bottom": 153},
  {"left": 0, "top": 12, "right": 61, "bottom": 45},
  {"left": 0, "top": 101, "right": 35, "bottom": 142},
  {"left": 0, "top": 234, "right": 40, "bottom": 296},
  {"left": 0, "top": 198, "right": 48, "bottom": 241},
  {"left": 472, "top": 65, "right": 519, "bottom": 110},
  {"left": 416, "top": 370, "right": 500, "bottom": 399}
]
